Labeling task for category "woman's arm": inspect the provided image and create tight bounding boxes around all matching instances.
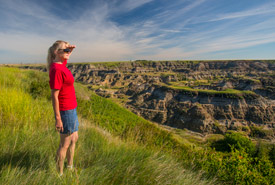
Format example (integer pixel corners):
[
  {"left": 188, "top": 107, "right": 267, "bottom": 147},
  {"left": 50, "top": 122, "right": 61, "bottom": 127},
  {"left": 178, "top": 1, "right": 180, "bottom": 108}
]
[{"left": 51, "top": 89, "right": 63, "bottom": 132}]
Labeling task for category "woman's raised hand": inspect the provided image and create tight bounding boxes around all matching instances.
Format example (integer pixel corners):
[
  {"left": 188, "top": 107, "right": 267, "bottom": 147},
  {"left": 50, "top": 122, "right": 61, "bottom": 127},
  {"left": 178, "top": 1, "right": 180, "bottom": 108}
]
[{"left": 68, "top": 45, "right": 76, "bottom": 52}]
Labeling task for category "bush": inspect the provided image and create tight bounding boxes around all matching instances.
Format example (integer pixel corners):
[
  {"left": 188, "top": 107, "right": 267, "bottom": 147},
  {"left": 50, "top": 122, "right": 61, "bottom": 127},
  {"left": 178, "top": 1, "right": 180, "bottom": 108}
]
[
  {"left": 269, "top": 144, "right": 275, "bottom": 166},
  {"left": 253, "top": 141, "right": 270, "bottom": 160},
  {"left": 211, "top": 132, "right": 255, "bottom": 155},
  {"left": 219, "top": 149, "right": 275, "bottom": 184},
  {"left": 27, "top": 71, "right": 51, "bottom": 100}
]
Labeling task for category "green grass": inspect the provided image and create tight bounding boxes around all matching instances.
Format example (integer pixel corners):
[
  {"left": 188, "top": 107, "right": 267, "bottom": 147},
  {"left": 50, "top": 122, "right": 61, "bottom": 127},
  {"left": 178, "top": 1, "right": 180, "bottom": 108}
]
[
  {"left": 240, "top": 77, "right": 261, "bottom": 84},
  {"left": 0, "top": 67, "right": 213, "bottom": 185},
  {"left": 77, "top": 94, "right": 188, "bottom": 153},
  {"left": 167, "top": 84, "right": 256, "bottom": 98},
  {"left": 1, "top": 66, "right": 275, "bottom": 185}
]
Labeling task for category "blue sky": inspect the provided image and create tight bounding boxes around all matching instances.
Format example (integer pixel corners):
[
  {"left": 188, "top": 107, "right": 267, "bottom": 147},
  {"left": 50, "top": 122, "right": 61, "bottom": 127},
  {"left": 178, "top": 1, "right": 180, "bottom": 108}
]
[{"left": 1, "top": 0, "right": 275, "bottom": 64}]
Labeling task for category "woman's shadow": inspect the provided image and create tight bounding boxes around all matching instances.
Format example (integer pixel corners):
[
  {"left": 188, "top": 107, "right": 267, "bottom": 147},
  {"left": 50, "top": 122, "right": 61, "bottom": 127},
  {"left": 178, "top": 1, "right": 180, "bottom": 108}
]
[{"left": 0, "top": 151, "right": 50, "bottom": 170}]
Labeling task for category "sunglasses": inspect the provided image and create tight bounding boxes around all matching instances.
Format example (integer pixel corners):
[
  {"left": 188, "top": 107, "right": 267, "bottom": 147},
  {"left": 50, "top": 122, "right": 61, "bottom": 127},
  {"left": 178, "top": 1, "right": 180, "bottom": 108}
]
[{"left": 59, "top": 48, "right": 71, "bottom": 53}]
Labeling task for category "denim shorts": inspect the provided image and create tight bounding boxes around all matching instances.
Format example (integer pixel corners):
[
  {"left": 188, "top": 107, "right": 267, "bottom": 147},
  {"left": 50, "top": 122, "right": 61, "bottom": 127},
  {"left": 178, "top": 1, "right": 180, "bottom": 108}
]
[{"left": 60, "top": 108, "right": 79, "bottom": 134}]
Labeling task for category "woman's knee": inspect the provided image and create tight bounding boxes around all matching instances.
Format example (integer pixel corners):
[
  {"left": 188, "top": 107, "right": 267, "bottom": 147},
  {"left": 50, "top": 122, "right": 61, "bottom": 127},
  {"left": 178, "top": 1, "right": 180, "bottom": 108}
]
[
  {"left": 60, "top": 134, "right": 73, "bottom": 149},
  {"left": 60, "top": 142, "right": 70, "bottom": 150},
  {"left": 72, "top": 132, "right": 79, "bottom": 143}
]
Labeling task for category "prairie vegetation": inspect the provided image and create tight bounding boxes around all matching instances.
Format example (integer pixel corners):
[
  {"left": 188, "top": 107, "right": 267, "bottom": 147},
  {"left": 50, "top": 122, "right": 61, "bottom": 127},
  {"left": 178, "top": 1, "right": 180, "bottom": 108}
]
[
  {"left": 0, "top": 67, "right": 212, "bottom": 185},
  {"left": 166, "top": 84, "right": 256, "bottom": 99},
  {"left": 0, "top": 67, "right": 274, "bottom": 184}
]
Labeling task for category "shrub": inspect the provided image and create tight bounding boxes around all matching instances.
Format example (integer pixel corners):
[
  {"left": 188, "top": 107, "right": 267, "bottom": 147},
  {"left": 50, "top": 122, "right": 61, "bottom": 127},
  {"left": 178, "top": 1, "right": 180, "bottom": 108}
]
[
  {"left": 211, "top": 132, "right": 255, "bottom": 155},
  {"left": 27, "top": 71, "right": 51, "bottom": 100},
  {"left": 269, "top": 144, "right": 275, "bottom": 166},
  {"left": 253, "top": 141, "right": 271, "bottom": 160}
]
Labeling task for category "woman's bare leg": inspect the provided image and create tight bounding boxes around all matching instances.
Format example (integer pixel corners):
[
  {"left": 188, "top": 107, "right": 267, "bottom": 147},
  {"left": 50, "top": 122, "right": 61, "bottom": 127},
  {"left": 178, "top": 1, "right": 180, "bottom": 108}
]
[
  {"left": 66, "top": 131, "right": 78, "bottom": 167},
  {"left": 56, "top": 133, "right": 72, "bottom": 175}
]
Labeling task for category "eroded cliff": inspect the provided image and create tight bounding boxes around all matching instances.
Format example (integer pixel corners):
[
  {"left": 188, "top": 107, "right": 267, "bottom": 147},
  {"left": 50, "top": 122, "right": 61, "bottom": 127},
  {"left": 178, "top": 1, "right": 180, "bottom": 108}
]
[{"left": 21, "top": 60, "right": 275, "bottom": 137}]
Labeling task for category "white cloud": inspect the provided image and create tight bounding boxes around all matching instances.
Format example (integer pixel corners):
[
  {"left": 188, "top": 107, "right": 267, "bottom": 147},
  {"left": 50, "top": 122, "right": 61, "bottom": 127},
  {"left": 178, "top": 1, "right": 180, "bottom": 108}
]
[
  {"left": 0, "top": 0, "right": 275, "bottom": 63},
  {"left": 201, "top": 2, "right": 275, "bottom": 22},
  {"left": 121, "top": 0, "right": 154, "bottom": 11},
  {"left": 0, "top": 0, "right": 136, "bottom": 63}
]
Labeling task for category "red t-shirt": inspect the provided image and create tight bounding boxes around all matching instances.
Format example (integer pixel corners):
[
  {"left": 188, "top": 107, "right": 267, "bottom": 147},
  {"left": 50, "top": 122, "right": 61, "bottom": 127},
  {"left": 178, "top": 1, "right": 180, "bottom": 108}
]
[{"left": 49, "top": 60, "right": 77, "bottom": 111}]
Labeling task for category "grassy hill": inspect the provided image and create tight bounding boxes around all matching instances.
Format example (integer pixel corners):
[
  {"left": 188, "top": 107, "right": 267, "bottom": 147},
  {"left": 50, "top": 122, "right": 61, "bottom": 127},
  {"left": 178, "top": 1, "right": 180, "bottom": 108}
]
[
  {"left": 0, "top": 67, "right": 213, "bottom": 184},
  {"left": 0, "top": 66, "right": 274, "bottom": 184}
]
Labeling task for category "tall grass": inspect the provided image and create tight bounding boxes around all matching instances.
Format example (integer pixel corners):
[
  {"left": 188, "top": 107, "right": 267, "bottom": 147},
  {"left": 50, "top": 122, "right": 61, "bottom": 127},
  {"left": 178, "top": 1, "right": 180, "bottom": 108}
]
[
  {"left": 77, "top": 95, "right": 188, "bottom": 153},
  {"left": 0, "top": 67, "right": 213, "bottom": 185},
  {"left": 1, "top": 67, "right": 274, "bottom": 185}
]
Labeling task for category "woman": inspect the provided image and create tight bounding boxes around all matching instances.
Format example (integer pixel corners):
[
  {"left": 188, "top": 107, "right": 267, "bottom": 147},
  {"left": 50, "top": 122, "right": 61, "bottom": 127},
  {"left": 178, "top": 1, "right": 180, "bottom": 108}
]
[{"left": 47, "top": 40, "right": 78, "bottom": 175}]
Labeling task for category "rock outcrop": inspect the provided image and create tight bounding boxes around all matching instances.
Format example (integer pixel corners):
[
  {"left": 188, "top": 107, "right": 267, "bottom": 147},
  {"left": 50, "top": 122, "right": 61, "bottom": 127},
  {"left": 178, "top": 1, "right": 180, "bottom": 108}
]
[{"left": 123, "top": 83, "right": 275, "bottom": 134}]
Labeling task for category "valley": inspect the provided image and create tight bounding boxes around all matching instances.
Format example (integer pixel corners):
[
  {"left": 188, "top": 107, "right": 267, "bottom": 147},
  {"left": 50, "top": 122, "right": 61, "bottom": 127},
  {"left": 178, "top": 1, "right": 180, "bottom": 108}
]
[{"left": 21, "top": 60, "right": 275, "bottom": 139}]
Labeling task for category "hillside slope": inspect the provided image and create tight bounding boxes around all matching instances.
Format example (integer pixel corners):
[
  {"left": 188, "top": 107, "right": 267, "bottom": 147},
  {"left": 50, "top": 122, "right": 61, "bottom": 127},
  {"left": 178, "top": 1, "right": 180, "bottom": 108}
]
[
  {"left": 1, "top": 66, "right": 275, "bottom": 184},
  {"left": 0, "top": 67, "right": 213, "bottom": 185}
]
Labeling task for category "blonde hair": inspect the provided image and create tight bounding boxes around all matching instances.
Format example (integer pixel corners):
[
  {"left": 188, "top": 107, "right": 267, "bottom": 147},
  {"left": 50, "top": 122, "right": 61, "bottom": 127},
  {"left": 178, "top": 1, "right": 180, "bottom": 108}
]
[{"left": 47, "top": 40, "right": 69, "bottom": 71}]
